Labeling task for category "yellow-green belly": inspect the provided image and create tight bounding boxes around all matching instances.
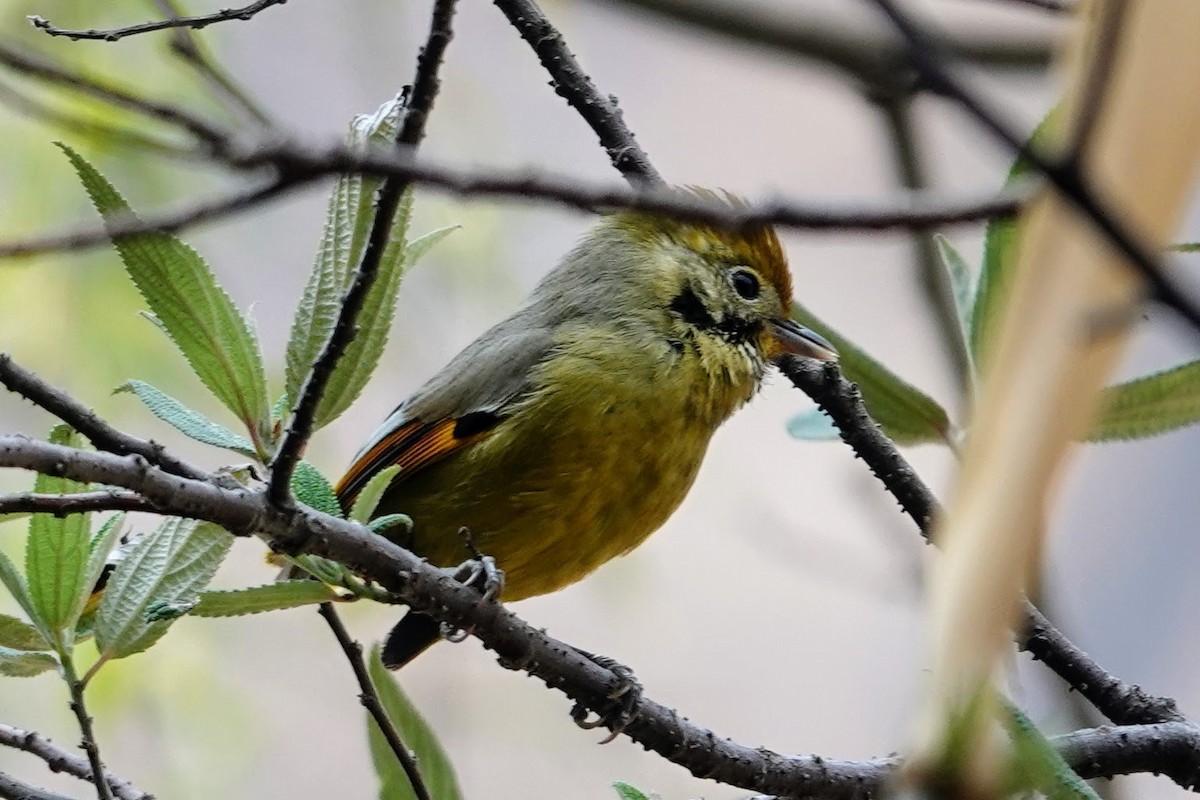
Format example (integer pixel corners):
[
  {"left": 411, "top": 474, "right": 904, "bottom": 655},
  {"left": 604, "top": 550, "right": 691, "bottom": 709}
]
[{"left": 375, "top": 329, "right": 751, "bottom": 600}]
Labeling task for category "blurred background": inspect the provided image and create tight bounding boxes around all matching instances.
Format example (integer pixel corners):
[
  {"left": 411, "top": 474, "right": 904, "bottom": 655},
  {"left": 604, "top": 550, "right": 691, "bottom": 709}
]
[{"left": 0, "top": 1, "right": 1198, "bottom": 798}]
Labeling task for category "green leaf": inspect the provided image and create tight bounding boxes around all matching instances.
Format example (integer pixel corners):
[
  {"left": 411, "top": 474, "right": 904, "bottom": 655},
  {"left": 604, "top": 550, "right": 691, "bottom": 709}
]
[
  {"left": 24, "top": 425, "right": 91, "bottom": 646},
  {"left": 0, "top": 613, "right": 49, "bottom": 651},
  {"left": 1002, "top": 702, "right": 1100, "bottom": 800},
  {"left": 791, "top": 303, "right": 951, "bottom": 444},
  {"left": 971, "top": 107, "right": 1061, "bottom": 366},
  {"left": 1169, "top": 242, "right": 1200, "bottom": 252},
  {"left": 190, "top": 581, "right": 340, "bottom": 617},
  {"left": 291, "top": 461, "right": 344, "bottom": 518},
  {"left": 785, "top": 408, "right": 840, "bottom": 440},
  {"left": 933, "top": 234, "right": 977, "bottom": 375},
  {"left": 0, "top": 550, "right": 41, "bottom": 636},
  {"left": 59, "top": 143, "right": 270, "bottom": 442},
  {"left": 94, "top": 517, "right": 232, "bottom": 661},
  {"left": 612, "top": 782, "right": 652, "bottom": 800},
  {"left": 1089, "top": 361, "right": 1200, "bottom": 441},
  {"left": 0, "top": 646, "right": 58, "bottom": 678},
  {"left": 349, "top": 465, "right": 402, "bottom": 523},
  {"left": 285, "top": 97, "right": 408, "bottom": 419},
  {"left": 116, "top": 380, "right": 258, "bottom": 458},
  {"left": 287, "top": 554, "right": 350, "bottom": 585},
  {"left": 368, "top": 514, "right": 414, "bottom": 538},
  {"left": 368, "top": 645, "right": 462, "bottom": 800}
]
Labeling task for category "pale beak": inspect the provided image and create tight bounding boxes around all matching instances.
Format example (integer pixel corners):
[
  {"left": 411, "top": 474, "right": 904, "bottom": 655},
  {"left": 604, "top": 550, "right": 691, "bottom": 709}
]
[{"left": 770, "top": 318, "right": 839, "bottom": 363}]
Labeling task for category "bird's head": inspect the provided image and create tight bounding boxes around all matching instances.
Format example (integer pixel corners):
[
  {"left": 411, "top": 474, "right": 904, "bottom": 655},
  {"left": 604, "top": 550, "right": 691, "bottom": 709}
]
[{"left": 603, "top": 190, "right": 838, "bottom": 382}]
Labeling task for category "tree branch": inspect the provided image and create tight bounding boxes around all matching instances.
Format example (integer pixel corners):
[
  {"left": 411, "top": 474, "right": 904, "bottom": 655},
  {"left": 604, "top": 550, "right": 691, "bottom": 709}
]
[
  {"left": 491, "top": 0, "right": 662, "bottom": 185},
  {"left": 0, "top": 724, "right": 148, "bottom": 800},
  {"left": 0, "top": 353, "right": 206, "bottom": 481},
  {"left": 28, "top": 0, "right": 286, "bottom": 42},
  {"left": 60, "top": 655, "right": 112, "bottom": 800},
  {"left": 775, "top": 358, "right": 1185, "bottom": 727},
  {"left": 0, "top": 771, "right": 74, "bottom": 800},
  {"left": 0, "top": 490, "right": 152, "bottom": 516},
  {"left": 267, "top": 0, "right": 460, "bottom": 502},
  {"left": 316, "top": 604, "right": 432, "bottom": 800},
  {"left": 1, "top": 436, "right": 1199, "bottom": 795}
]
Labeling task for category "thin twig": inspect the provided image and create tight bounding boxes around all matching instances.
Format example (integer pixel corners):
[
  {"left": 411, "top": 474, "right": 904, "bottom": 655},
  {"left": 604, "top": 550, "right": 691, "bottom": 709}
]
[
  {"left": 999, "top": 0, "right": 1075, "bottom": 12},
  {"left": 0, "top": 490, "right": 153, "bottom": 516},
  {"left": 775, "top": 358, "right": 1185, "bottom": 727},
  {"left": 0, "top": 140, "right": 1028, "bottom": 259},
  {"left": 316, "top": 604, "right": 432, "bottom": 800},
  {"left": 267, "top": 0, "right": 448, "bottom": 501},
  {"left": 0, "top": 41, "right": 228, "bottom": 147},
  {"left": 28, "top": 0, "right": 286, "bottom": 42},
  {"left": 60, "top": 655, "right": 113, "bottom": 800},
  {"left": 0, "top": 723, "right": 149, "bottom": 800},
  {"left": 589, "top": 0, "right": 1058, "bottom": 96},
  {"left": 491, "top": 0, "right": 662, "bottom": 186},
  {"left": 151, "top": 0, "right": 277, "bottom": 127},
  {"left": 863, "top": 0, "right": 1200, "bottom": 336},
  {"left": 2, "top": 436, "right": 1200, "bottom": 795},
  {"left": 0, "top": 353, "right": 206, "bottom": 481}
]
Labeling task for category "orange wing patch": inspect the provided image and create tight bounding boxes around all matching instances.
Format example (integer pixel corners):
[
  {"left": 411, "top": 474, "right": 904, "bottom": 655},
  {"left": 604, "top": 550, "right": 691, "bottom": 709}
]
[{"left": 334, "top": 416, "right": 495, "bottom": 508}]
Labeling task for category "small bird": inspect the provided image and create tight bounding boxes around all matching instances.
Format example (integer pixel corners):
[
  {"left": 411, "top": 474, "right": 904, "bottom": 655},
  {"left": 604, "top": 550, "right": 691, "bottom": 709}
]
[{"left": 335, "top": 191, "right": 837, "bottom": 669}]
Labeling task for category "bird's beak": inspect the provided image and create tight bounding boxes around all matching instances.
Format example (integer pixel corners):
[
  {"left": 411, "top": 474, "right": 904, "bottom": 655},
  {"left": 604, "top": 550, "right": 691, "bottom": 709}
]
[{"left": 769, "top": 318, "right": 839, "bottom": 363}]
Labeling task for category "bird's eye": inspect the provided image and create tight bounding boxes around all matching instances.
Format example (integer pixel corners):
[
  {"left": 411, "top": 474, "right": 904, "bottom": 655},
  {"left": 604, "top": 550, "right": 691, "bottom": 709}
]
[{"left": 731, "top": 268, "right": 760, "bottom": 300}]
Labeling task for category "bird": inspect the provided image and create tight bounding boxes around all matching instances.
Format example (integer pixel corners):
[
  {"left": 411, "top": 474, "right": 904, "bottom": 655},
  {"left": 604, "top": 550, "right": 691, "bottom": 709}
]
[{"left": 333, "top": 190, "right": 838, "bottom": 669}]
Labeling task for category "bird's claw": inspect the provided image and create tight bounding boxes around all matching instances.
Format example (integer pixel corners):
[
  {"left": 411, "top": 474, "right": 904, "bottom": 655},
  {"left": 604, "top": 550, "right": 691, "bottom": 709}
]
[
  {"left": 570, "top": 650, "right": 643, "bottom": 744},
  {"left": 437, "top": 529, "right": 505, "bottom": 644}
]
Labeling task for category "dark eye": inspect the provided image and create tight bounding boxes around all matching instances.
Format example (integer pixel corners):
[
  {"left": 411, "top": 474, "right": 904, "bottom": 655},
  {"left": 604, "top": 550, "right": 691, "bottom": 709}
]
[{"left": 731, "top": 268, "right": 760, "bottom": 300}]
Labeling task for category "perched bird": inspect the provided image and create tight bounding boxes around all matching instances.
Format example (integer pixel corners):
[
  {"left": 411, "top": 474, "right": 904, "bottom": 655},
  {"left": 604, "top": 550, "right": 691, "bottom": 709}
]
[{"left": 335, "top": 192, "right": 837, "bottom": 669}]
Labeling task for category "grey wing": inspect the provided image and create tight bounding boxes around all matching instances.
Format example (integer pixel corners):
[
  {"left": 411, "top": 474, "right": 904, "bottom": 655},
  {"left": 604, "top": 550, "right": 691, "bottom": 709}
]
[{"left": 351, "top": 313, "right": 556, "bottom": 462}]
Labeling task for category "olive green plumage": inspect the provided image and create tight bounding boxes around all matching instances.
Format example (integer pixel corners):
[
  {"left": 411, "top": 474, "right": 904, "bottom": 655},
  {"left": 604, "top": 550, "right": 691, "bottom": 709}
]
[{"left": 337, "top": 197, "right": 836, "bottom": 667}]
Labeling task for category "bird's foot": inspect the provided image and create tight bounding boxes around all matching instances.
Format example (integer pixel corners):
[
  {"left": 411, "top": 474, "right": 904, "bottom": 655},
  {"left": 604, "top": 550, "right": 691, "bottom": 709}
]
[
  {"left": 570, "top": 649, "right": 643, "bottom": 744},
  {"left": 438, "top": 528, "right": 505, "bottom": 644}
]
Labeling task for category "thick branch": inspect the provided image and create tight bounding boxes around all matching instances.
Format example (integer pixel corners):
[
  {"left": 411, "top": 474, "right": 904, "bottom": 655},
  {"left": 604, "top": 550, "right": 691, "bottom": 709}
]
[
  {"left": 2, "top": 436, "right": 1198, "bottom": 795},
  {"left": 491, "top": 0, "right": 662, "bottom": 186},
  {"left": 29, "top": 0, "right": 286, "bottom": 42},
  {"left": 0, "top": 771, "right": 74, "bottom": 800},
  {"left": 0, "top": 724, "right": 148, "bottom": 800},
  {"left": 776, "top": 358, "right": 1184, "bottom": 727}
]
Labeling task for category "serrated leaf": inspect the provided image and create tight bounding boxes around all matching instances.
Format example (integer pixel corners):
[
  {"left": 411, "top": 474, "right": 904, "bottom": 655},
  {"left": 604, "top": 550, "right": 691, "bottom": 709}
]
[
  {"left": 191, "top": 581, "right": 339, "bottom": 617},
  {"left": 934, "top": 234, "right": 977, "bottom": 375},
  {"left": 1002, "top": 702, "right": 1100, "bottom": 800},
  {"left": 287, "top": 554, "right": 349, "bottom": 585},
  {"left": 1089, "top": 361, "right": 1200, "bottom": 441},
  {"left": 971, "top": 107, "right": 1061, "bottom": 366},
  {"left": 0, "top": 551, "right": 40, "bottom": 635},
  {"left": 786, "top": 408, "right": 841, "bottom": 440},
  {"left": 59, "top": 143, "right": 270, "bottom": 441},
  {"left": 791, "top": 303, "right": 950, "bottom": 444},
  {"left": 349, "top": 465, "right": 402, "bottom": 523},
  {"left": 285, "top": 96, "right": 408, "bottom": 414},
  {"left": 291, "top": 461, "right": 343, "bottom": 518},
  {"left": 116, "top": 379, "right": 258, "bottom": 458},
  {"left": 368, "top": 645, "right": 462, "bottom": 800},
  {"left": 24, "top": 425, "right": 91, "bottom": 646},
  {"left": 612, "top": 782, "right": 652, "bottom": 800},
  {"left": 0, "top": 646, "right": 58, "bottom": 678},
  {"left": 402, "top": 225, "right": 458, "bottom": 269},
  {"left": 94, "top": 518, "right": 232, "bottom": 661},
  {"left": 0, "top": 613, "right": 49, "bottom": 651}
]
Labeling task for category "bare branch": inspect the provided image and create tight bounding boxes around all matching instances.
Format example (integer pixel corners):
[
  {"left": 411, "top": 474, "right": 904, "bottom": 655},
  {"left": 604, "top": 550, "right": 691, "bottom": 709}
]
[
  {"left": 1, "top": 436, "right": 1199, "bottom": 795},
  {"left": 0, "top": 723, "right": 149, "bottom": 800},
  {"left": 28, "top": 0, "right": 286, "bottom": 42},
  {"left": 0, "top": 770, "right": 75, "bottom": 800},
  {"left": 776, "top": 358, "right": 1185, "bottom": 727},
  {"left": 0, "top": 490, "right": 152, "bottom": 516},
  {"left": 863, "top": 0, "right": 1200, "bottom": 337},
  {"left": 317, "top": 605, "right": 432, "bottom": 800},
  {"left": 0, "top": 40, "right": 228, "bottom": 147},
  {"left": 492, "top": 0, "right": 662, "bottom": 185},
  {"left": 0, "top": 352, "right": 206, "bottom": 481},
  {"left": 60, "top": 655, "right": 112, "bottom": 800}
]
